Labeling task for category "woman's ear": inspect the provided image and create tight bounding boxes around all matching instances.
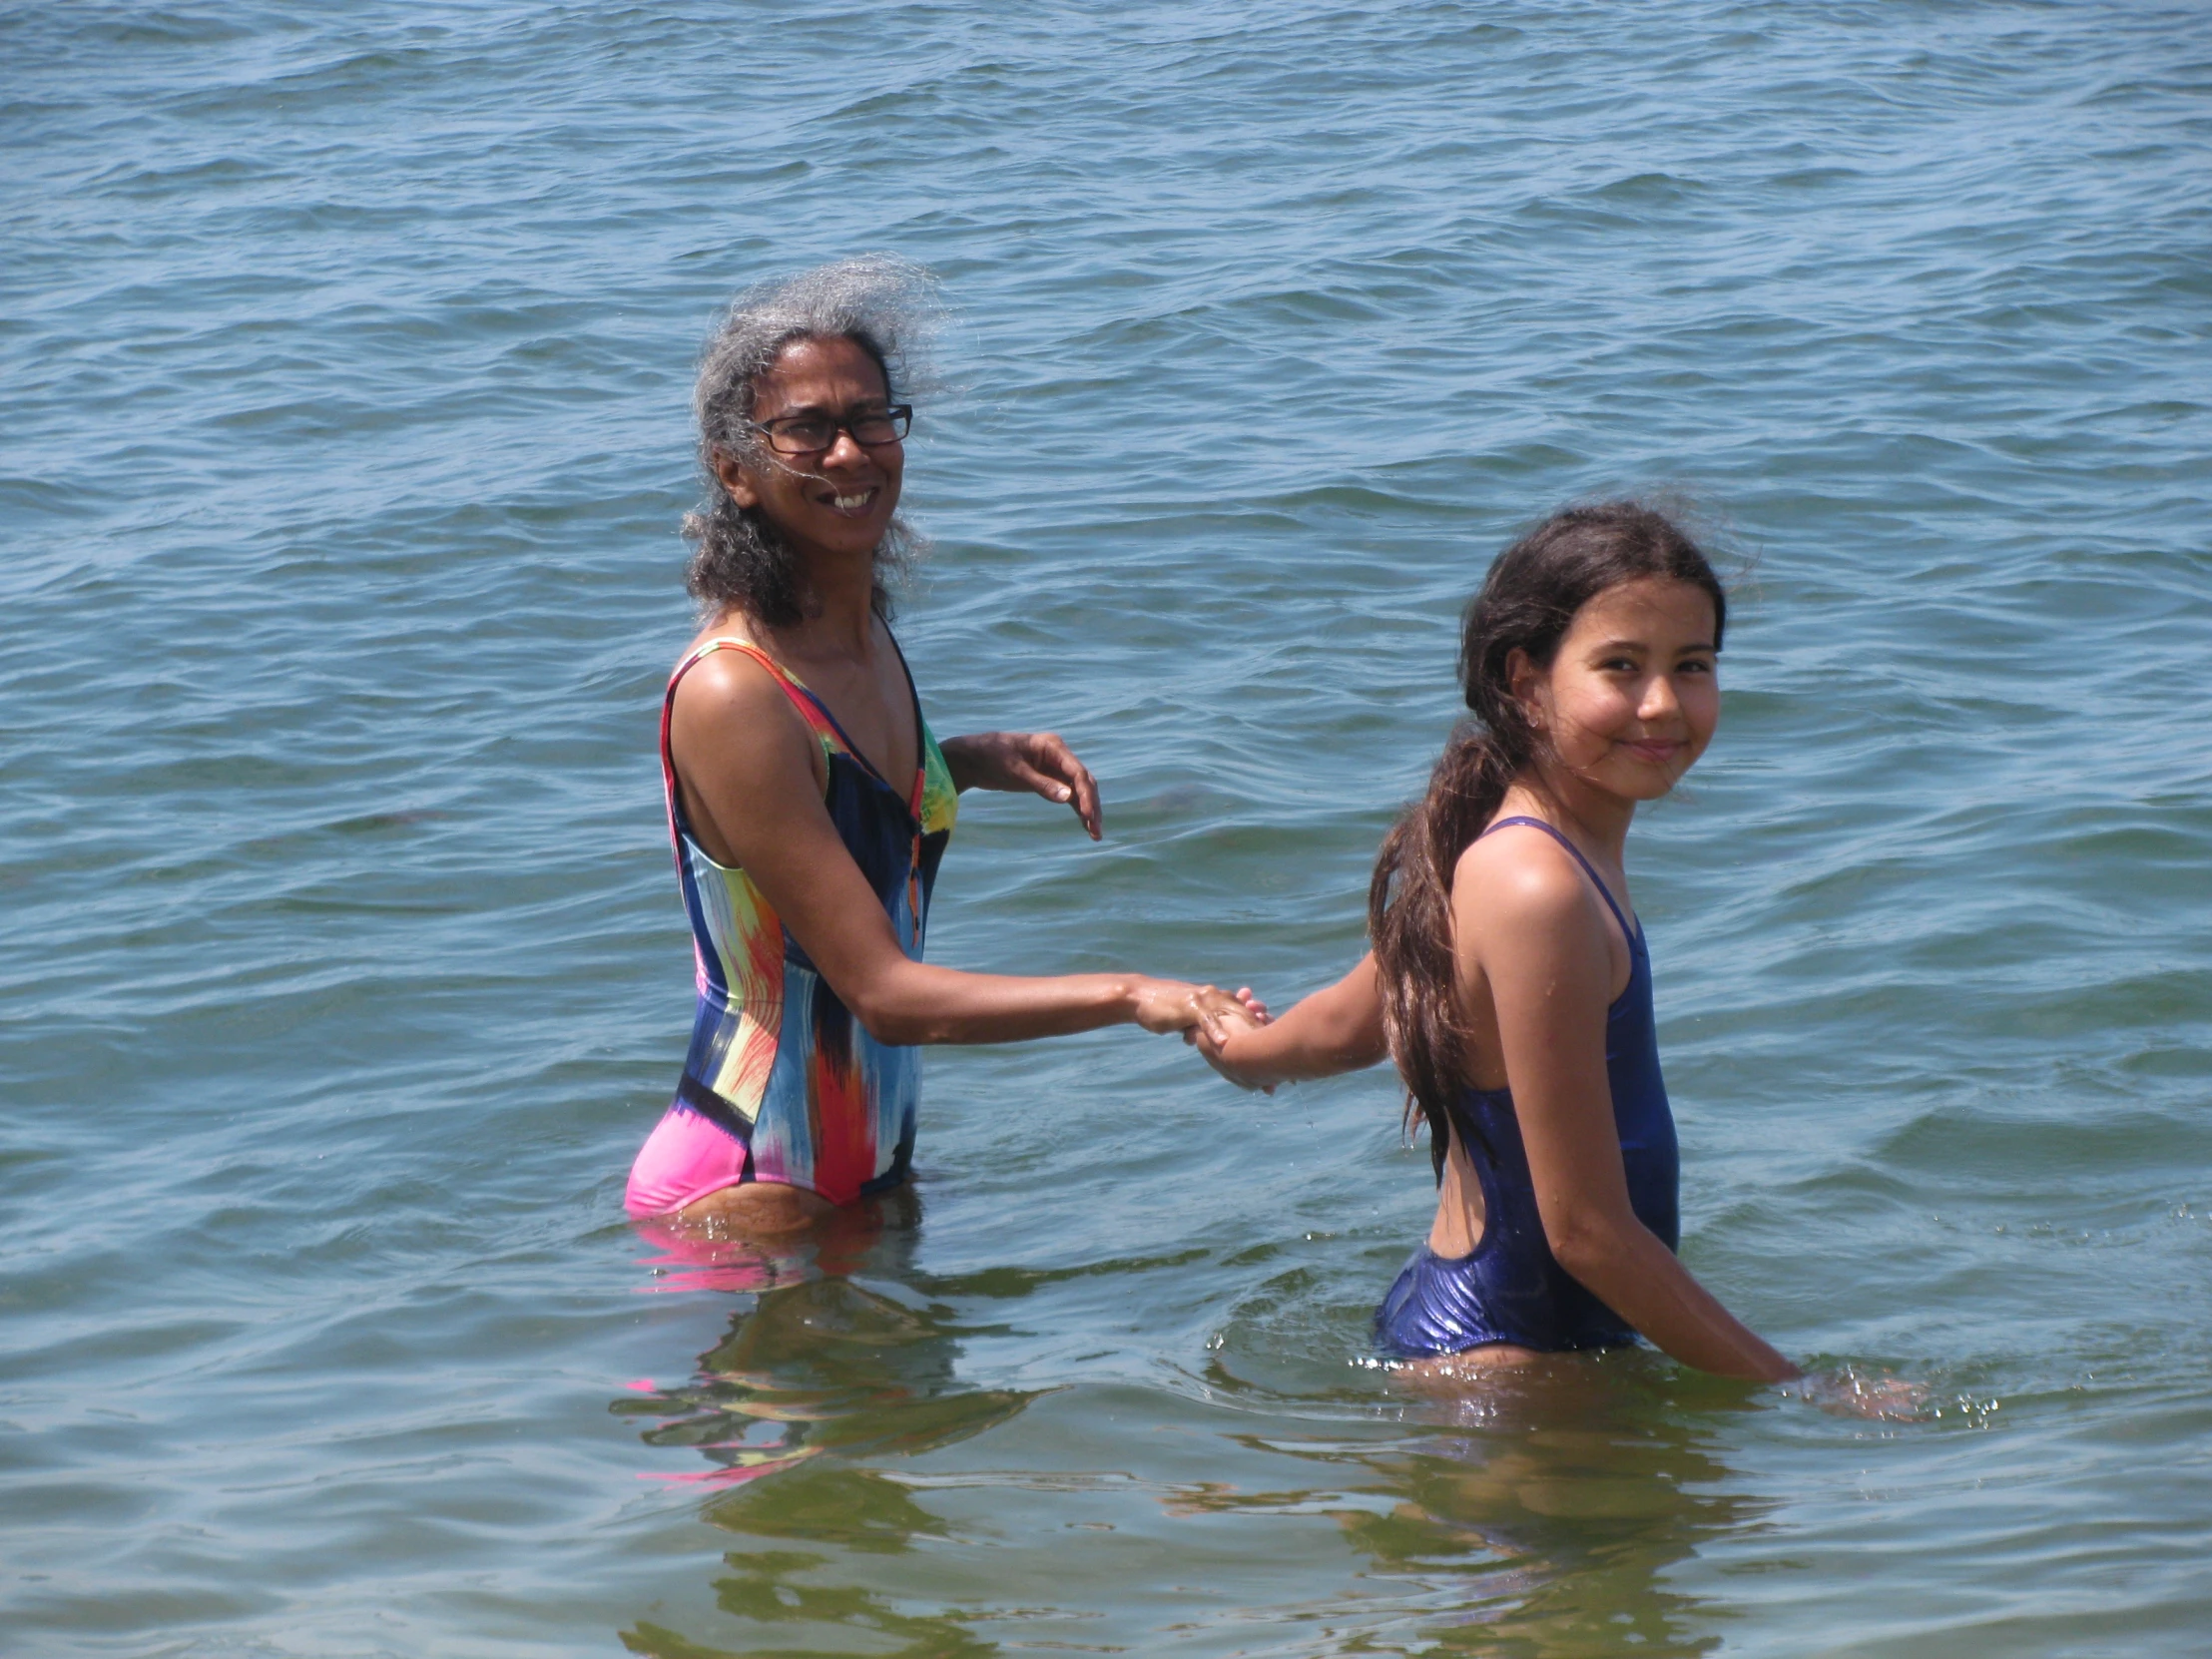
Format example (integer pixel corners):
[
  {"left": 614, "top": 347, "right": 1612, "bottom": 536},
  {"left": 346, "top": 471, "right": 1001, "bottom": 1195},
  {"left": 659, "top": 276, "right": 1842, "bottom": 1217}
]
[{"left": 710, "top": 446, "right": 761, "bottom": 510}]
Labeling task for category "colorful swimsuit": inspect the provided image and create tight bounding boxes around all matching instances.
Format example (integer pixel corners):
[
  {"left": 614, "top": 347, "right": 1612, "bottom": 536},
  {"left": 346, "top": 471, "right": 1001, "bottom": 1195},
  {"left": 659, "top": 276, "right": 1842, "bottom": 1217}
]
[
  {"left": 1373, "top": 817, "right": 1681, "bottom": 1358},
  {"left": 625, "top": 635, "right": 957, "bottom": 1215}
]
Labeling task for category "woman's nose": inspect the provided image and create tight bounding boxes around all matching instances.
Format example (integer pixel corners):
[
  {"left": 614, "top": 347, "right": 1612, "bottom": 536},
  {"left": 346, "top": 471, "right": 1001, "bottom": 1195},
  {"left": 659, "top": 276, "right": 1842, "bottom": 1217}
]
[
  {"left": 821, "top": 427, "right": 869, "bottom": 468},
  {"left": 1640, "top": 674, "right": 1683, "bottom": 722}
]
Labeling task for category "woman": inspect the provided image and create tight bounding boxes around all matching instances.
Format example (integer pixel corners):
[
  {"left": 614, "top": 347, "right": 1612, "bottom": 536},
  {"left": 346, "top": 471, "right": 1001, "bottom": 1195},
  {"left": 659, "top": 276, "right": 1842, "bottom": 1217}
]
[{"left": 626, "top": 256, "right": 1247, "bottom": 1237}]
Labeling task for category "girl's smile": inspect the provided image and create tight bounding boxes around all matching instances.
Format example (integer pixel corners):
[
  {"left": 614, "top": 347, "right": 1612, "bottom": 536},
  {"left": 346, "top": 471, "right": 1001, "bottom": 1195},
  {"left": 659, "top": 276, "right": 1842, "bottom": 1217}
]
[{"left": 1516, "top": 575, "right": 1721, "bottom": 808}]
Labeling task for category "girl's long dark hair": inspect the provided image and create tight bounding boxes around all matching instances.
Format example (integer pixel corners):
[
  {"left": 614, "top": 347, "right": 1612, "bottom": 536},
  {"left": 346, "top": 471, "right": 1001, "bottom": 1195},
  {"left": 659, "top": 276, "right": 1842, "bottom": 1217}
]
[{"left": 1368, "top": 501, "right": 1727, "bottom": 1176}]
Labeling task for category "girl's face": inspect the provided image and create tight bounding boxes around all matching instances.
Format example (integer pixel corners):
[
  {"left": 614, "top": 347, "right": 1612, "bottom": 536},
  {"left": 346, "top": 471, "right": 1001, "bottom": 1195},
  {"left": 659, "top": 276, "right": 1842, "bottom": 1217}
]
[{"left": 1514, "top": 576, "right": 1720, "bottom": 804}]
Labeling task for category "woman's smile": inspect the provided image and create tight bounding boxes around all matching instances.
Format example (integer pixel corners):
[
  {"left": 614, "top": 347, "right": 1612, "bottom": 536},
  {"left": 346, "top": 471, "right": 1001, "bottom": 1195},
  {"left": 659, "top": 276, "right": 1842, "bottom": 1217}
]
[
  {"left": 720, "top": 334, "right": 908, "bottom": 562},
  {"left": 818, "top": 484, "right": 882, "bottom": 515}
]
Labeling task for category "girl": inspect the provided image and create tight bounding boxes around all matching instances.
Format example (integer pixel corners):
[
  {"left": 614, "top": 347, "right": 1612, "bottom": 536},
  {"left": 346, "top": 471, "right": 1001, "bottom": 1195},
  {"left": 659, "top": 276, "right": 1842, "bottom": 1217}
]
[{"left": 1198, "top": 503, "right": 1801, "bottom": 1381}]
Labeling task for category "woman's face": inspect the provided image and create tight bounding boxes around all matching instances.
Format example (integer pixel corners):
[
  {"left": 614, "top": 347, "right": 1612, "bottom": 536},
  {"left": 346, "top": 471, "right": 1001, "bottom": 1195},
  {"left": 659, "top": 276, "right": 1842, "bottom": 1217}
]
[
  {"left": 1516, "top": 576, "right": 1721, "bottom": 803},
  {"left": 716, "top": 333, "right": 904, "bottom": 565}
]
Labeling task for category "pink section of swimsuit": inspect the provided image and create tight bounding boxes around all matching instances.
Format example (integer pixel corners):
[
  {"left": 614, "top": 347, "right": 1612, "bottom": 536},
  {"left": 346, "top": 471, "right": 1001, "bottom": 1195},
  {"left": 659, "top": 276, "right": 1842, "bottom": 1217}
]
[{"left": 624, "top": 1104, "right": 749, "bottom": 1218}]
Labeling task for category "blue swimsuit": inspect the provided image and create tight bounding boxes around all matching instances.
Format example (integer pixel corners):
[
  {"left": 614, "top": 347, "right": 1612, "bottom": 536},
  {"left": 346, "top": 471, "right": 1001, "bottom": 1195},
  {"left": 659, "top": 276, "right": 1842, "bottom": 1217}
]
[{"left": 1374, "top": 818, "right": 1681, "bottom": 1359}]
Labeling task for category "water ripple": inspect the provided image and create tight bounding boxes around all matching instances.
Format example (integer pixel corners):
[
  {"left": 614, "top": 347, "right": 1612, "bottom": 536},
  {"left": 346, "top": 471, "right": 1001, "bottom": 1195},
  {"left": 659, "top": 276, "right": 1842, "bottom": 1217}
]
[{"left": 6, "top": 1, "right": 2211, "bottom": 1654}]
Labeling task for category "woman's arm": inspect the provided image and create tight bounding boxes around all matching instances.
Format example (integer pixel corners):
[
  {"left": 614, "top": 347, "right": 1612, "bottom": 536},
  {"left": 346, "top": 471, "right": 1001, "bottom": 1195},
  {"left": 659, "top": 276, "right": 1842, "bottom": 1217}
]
[
  {"left": 940, "top": 730, "right": 1103, "bottom": 840},
  {"left": 671, "top": 655, "right": 1231, "bottom": 1044},
  {"left": 1466, "top": 838, "right": 1799, "bottom": 1382},
  {"left": 1193, "top": 954, "right": 1389, "bottom": 1090}
]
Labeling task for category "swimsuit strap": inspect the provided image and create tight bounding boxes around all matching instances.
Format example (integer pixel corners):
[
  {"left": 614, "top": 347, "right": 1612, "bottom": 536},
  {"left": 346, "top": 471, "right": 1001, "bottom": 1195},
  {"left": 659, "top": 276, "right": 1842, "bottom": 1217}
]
[
  {"left": 1478, "top": 816, "right": 1640, "bottom": 945},
  {"left": 666, "top": 635, "right": 926, "bottom": 817},
  {"left": 659, "top": 639, "right": 830, "bottom": 847},
  {"left": 879, "top": 627, "right": 930, "bottom": 821},
  {"left": 666, "top": 636, "right": 836, "bottom": 750}
]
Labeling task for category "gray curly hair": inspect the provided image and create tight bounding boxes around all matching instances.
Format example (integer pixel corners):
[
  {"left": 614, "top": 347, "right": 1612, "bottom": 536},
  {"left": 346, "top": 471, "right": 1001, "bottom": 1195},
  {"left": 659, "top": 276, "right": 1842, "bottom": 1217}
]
[{"left": 683, "top": 255, "right": 939, "bottom": 625}]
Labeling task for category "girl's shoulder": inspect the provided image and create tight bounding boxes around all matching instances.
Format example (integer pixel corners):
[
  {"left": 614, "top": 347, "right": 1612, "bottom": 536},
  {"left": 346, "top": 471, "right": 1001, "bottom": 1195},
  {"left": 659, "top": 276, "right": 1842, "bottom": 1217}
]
[
  {"left": 1449, "top": 823, "right": 1623, "bottom": 988},
  {"left": 1453, "top": 825, "right": 1597, "bottom": 928}
]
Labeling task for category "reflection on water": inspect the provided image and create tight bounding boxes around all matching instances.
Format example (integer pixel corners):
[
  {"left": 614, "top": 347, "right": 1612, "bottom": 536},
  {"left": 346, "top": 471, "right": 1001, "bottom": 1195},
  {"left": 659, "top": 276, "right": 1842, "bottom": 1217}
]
[
  {"left": 616, "top": 1202, "right": 1766, "bottom": 1659},
  {"left": 616, "top": 1272, "right": 1032, "bottom": 1490},
  {"left": 626, "top": 1548, "right": 998, "bottom": 1659},
  {"left": 1189, "top": 1353, "right": 1765, "bottom": 1656},
  {"left": 615, "top": 1196, "right": 1033, "bottom": 1655},
  {"left": 1359, "top": 1412, "right": 1753, "bottom": 1654}
]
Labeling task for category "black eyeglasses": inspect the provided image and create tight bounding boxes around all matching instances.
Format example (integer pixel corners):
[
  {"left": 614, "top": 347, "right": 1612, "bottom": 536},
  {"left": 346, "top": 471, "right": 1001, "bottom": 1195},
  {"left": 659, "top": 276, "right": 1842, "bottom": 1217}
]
[{"left": 749, "top": 405, "right": 912, "bottom": 455}]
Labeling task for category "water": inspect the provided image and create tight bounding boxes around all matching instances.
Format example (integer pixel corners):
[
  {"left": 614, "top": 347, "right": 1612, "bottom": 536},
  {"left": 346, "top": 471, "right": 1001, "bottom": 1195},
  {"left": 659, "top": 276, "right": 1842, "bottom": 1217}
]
[{"left": 6, "top": 2, "right": 2210, "bottom": 1653}]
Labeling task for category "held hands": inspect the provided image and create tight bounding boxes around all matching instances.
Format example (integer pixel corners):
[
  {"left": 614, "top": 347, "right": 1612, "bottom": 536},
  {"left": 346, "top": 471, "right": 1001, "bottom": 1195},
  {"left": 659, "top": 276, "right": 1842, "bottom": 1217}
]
[
  {"left": 1187, "top": 986, "right": 1277, "bottom": 1093},
  {"left": 942, "top": 731, "right": 1103, "bottom": 840},
  {"left": 1129, "top": 979, "right": 1270, "bottom": 1040}
]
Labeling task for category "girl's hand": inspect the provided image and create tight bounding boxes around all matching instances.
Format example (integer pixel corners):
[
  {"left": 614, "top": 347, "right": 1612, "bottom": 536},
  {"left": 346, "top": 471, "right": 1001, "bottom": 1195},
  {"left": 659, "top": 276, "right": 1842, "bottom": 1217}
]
[
  {"left": 1786, "top": 1368, "right": 1929, "bottom": 1421},
  {"left": 1129, "top": 978, "right": 1244, "bottom": 1036},
  {"left": 942, "top": 731, "right": 1103, "bottom": 839},
  {"left": 1189, "top": 990, "right": 1279, "bottom": 1094}
]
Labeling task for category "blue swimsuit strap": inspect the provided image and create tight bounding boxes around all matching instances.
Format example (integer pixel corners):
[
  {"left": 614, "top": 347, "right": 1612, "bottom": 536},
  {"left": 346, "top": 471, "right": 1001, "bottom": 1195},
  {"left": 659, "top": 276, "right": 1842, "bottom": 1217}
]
[{"left": 1478, "top": 816, "right": 1641, "bottom": 945}]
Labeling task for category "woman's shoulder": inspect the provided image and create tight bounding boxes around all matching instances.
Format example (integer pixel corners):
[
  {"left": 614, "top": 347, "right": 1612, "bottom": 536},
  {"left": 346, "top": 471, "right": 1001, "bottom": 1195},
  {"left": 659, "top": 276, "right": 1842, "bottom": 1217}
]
[
  {"left": 672, "top": 625, "right": 780, "bottom": 694},
  {"left": 668, "top": 633, "right": 814, "bottom": 749}
]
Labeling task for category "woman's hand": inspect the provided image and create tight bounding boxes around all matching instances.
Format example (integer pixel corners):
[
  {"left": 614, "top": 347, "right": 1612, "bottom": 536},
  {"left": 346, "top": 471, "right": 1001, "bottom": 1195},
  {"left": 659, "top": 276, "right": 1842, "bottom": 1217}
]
[
  {"left": 1186, "top": 957, "right": 1387, "bottom": 1095},
  {"left": 941, "top": 731, "right": 1103, "bottom": 839},
  {"left": 1189, "top": 990, "right": 1279, "bottom": 1093},
  {"left": 1128, "top": 978, "right": 1251, "bottom": 1036}
]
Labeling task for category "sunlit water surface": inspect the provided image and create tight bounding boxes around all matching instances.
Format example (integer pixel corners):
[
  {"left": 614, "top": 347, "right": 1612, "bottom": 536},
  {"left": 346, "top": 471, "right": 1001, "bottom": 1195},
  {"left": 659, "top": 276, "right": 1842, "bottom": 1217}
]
[{"left": 6, "top": 3, "right": 2211, "bottom": 1654}]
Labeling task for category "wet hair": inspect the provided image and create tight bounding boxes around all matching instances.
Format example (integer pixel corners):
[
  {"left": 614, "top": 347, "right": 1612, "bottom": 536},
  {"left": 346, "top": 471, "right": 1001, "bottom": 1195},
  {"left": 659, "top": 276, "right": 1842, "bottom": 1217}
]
[
  {"left": 1368, "top": 501, "right": 1727, "bottom": 1175},
  {"left": 684, "top": 255, "right": 938, "bottom": 625}
]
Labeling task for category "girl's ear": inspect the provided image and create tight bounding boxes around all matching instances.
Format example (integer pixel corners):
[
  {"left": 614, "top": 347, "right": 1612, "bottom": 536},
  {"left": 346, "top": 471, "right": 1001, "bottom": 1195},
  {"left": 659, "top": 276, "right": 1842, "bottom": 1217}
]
[
  {"left": 710, "top": 446, "right": 762, "bottom": 510},
  {"left": 1505, "top": 647, "right": 1545, "bottom": 725}
]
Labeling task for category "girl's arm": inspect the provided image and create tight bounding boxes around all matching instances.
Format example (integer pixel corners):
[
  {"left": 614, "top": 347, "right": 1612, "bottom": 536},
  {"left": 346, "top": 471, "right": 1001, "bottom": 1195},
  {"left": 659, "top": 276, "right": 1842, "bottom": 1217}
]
[
  {"left": 1465, "top": 838, "right": 1799, "bottom": 1382},
  {"left": 1194, "top": 954, "right": 1389, "bottom": 1090},
  {"left": 671, "top": 652, "right": 1236, "bottom": 1043}
]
